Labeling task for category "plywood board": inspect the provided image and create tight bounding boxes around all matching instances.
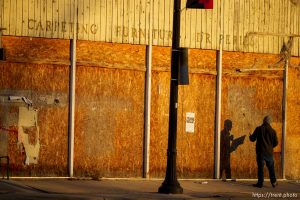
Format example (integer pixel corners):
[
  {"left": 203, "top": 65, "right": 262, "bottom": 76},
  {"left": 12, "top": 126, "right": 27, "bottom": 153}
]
[
  {"left": 1, "top": 36, "right": 300, "bottom": 178},
  {"left": 0, "top": 62, "right": 69, "bottom": 176}
]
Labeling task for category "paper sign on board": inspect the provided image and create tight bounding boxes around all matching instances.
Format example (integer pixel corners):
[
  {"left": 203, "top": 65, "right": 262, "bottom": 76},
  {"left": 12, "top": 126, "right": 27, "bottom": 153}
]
[{"left": 186, "top": 112, "right": 195, "bottom": 133}]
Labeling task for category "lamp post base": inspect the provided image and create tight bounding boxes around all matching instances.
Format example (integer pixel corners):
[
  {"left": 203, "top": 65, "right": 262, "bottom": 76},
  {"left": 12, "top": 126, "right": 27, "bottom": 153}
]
[{"left": 158, "top": 180, "right": 183, "bottom": 194}]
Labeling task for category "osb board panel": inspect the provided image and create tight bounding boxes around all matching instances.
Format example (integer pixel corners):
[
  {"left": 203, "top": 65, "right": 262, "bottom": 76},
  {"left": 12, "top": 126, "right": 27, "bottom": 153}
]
[
  {"left": 221, "top": 76, "right": 283, "bottom": 179},
  {"left": 0, "top": 62, "right": 69, "bottom": 176},
  {"left": 150, "top": 72, "right": 215, "bottom": 178},
  {"left": 286, "top": 67, "right": 300, "bottom": 179},
  {"left": 76, "top": 40, "right": 146, "bottom": 69},
  {"left": 74, "top": 66, "right": 144, "bottom": 177},
  {"left": 152, "top": 48, "right": 296, "bottom": 72},
  {"left": 152, "top": 47, "right": 216, "bottom": 71},
  {"left": 1, "top": 36, "right": 300, "bottom": 178},
  {"left": 37, "top": 107, "right": 69, "bottom": 176},
  {"left": 189, "top": 49, "right": 216, "bottom": 70},
  {"left": 3, "top": 35, "right": 297, "bottom": 73},
  {"left": 222, "top": 51, "right": 294, "bottom": 70},
  {"left": 177, "top": 74, "right": 216, "bottom": 178},
  {"left": 149, "top": 71, "right": 169, "bottom": 178},
  {"left": 2, "top": 36, "right": 146, "bottom": 71},
  {"left": 152, "top": 46, "right": 171, "bottom": 69},
  {"left": 0, "top": 62, "right": 69, "bottom": 93},
  {"left": 2, "top": 36, "right": 70, "bottom": 62}
]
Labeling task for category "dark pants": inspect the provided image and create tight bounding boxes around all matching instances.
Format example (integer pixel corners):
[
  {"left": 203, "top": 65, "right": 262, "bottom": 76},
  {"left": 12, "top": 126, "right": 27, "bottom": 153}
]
[{"left": 256, "top": 155, "right": 276, "bottom": 185}]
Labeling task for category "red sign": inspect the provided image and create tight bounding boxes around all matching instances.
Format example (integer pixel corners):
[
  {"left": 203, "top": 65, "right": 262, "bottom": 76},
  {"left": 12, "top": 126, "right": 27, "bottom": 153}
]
[{"left": 186, "top": 0, "right": 213, "bottom": 9}]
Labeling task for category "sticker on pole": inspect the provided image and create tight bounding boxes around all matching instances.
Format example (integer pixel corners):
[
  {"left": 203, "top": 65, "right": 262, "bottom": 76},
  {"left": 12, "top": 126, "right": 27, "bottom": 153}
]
[
  {"left": 186, "top": 0, "right": 213, "bottom": 9},
  {"left": 186, "top": 112, "right": 195, "bottom": 133}
]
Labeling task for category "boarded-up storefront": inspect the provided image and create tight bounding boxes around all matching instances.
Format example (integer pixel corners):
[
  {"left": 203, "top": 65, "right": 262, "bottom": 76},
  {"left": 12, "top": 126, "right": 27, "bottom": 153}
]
[
  {"left": 0, "top": 0, "right": 299, "bottom": 179},
  {"left": 1, "top": 36, "right": 300, "bottom": 178}
]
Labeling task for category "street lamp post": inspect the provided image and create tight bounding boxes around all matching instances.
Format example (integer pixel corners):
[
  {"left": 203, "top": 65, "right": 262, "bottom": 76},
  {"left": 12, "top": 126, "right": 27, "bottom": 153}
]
[{"left": 158, "top": 0, "right": 183, "bottom": 194}]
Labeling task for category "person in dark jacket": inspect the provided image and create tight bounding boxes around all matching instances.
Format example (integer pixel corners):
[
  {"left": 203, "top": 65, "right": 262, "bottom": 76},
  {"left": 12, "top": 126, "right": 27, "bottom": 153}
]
[{"left": 250, "top": 115, "right": 278, "bottom": 188}]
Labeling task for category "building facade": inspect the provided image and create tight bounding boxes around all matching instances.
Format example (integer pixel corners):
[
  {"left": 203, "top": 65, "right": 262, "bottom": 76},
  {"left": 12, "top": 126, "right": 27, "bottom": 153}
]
[{"left": 0, "top": 0, "right": 299, "bottom": 179}]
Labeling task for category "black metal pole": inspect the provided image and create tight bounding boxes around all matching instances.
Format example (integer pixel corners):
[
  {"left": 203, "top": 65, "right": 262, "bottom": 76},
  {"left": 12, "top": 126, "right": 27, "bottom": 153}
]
[{"left": 158, "top": 0, "right": 183, "bottom": 194}]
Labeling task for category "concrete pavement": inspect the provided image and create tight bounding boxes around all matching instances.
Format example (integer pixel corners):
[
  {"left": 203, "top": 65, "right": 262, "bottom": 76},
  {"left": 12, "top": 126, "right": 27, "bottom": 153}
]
[{"left": 0, "top": 178, "right": 299, "bottom": 199}]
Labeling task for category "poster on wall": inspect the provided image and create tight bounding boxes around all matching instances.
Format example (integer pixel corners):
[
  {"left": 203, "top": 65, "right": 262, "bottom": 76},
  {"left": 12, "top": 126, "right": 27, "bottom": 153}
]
[{"left": 186, "top": 112, "right": 195, "bottom": 133}]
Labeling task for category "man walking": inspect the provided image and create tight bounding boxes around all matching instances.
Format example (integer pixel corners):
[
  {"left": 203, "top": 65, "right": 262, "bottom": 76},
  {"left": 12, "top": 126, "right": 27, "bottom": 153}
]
[{"left": 250, "top": 115, "right": 278, "bottom": 188}]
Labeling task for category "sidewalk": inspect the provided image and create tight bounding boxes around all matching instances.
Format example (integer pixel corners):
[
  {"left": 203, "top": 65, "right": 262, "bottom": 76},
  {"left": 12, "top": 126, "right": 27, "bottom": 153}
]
[{"left": 0, "top": 178, "right": 299, "bottom": 199}]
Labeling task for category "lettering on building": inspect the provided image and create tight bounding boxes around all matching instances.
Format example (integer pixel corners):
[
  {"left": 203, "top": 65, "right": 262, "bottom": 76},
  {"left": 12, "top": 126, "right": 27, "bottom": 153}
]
[
  {"left": 28, "top": 19, "right": 98, "bottom": 35},
  {"left": 27, "top": 19, "right": 255, "bottom": 48}
]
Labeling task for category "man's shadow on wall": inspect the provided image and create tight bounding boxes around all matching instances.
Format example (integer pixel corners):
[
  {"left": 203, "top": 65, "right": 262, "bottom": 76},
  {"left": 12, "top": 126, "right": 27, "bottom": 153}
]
[{"left": 220, "top": 119, "right": 246, "bottom": 179}]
